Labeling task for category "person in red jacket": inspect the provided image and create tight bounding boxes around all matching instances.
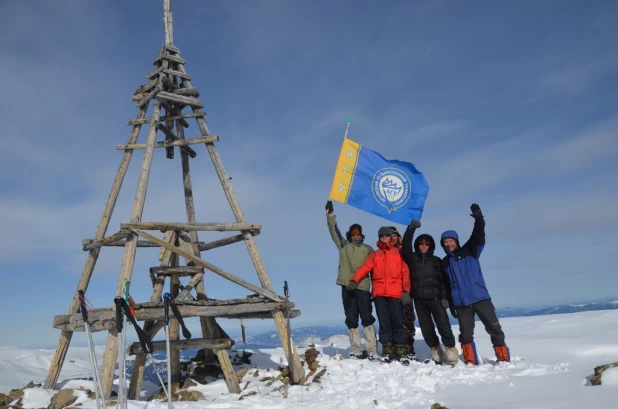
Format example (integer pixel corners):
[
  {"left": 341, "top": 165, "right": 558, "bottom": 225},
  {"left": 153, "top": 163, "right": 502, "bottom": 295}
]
[{"left": 348, "top": 226, "right": 412, "bottom": 364}]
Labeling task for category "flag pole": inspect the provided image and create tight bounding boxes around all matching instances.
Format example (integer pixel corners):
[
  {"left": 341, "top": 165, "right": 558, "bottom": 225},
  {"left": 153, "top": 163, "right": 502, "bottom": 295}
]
[{"left": 343, "top": 117, "right": 351, "bottom": 139}]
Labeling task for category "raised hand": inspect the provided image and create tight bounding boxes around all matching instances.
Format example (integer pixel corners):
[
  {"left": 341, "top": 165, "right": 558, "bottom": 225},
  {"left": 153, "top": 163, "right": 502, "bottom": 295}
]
[
  {"left": 325, "top": 200, "right": 334, "bottom": 214},
  {"left": 470, "top": 203, "right": 483, "bottom": 220},
  {"left": 409, "top": 219, "right": 421, "bottom": 229}
]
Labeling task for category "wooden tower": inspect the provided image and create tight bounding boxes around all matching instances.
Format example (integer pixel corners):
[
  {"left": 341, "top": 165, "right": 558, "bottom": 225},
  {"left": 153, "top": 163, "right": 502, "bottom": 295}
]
[{"left": 44, "top": 0, "right": 305, "bottom": 399}]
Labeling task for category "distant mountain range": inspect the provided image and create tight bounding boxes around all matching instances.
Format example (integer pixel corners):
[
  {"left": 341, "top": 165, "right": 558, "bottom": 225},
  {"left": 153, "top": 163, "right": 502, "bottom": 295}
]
[{"left": 234, "top": 299, "right": 618, "bottom": 348}]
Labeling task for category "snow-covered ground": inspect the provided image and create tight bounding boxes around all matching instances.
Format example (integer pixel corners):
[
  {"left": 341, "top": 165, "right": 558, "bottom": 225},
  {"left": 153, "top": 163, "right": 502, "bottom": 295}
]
[{"left": 1, "top": 310, "right": 617, "bottom": 408}]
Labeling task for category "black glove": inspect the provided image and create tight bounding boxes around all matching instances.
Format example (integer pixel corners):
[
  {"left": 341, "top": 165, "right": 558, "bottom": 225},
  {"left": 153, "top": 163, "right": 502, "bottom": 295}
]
[
  {"left": 409, "top": 219, "right": 421, "bottom": 229},
  {"left": 441, "top": 299, "right": 449, "bottom": 309},
  {"left": 470, "top": 203, "right": 483, "bottom": 220},
  {"left": 325, "top": 200, "right": 334, "bottom": 214},
  {"left": 346, "top": 281, "right": 357, "bottom": 291},
  {"left": 449, "top": 307, "right": 458, "bottom": 319},
  {"left": 401, "top": 292, "right": 411, "bottom": 305}
]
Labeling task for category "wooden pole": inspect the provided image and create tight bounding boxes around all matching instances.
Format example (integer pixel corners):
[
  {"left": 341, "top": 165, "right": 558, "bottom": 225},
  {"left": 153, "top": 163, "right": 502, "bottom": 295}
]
[
  {"left": 164, "top": 0, "right": 173, "bottom": 46},
  {"left": 43, "top": 104, "right": 150, "bottom": 390},
  {"left": 100, "top": 100, "right": 162, "bottom": 398},
  {"left": 172, "top": 62, "right": 304, "bottom": 383}
]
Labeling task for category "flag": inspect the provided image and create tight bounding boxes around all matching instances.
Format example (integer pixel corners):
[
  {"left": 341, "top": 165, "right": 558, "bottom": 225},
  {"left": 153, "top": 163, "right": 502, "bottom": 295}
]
[{"left": 329, "top": 138, "right": 430, "bottom": 224}]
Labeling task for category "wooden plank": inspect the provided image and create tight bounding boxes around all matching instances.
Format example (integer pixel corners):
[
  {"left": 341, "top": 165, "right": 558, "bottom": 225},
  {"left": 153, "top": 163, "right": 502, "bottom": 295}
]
[
  {"left": 146, "top": 66, "right": 164, "bottom": 80},
  {"left": 128, "top": 338, "right": 233, "bottom": 355},
  {"left": 116, "top": 136, "right": 218, "bottom": 151},
  {"left": 81, "top": 231, "right": 256, "bottom": 251},
  {"left": 131, "top": 229, "right": 281, "bottom": 302},
  {"left": 127, "top": 111, "right": 206, "bottom": 125},
  {"left": 43, "top": 104, "right": 150, "bottom": 391},
  {"left": 120, "top": 222, "right": 260, "bottom": 232},
  {"left": 54, "top": 300, "right": 294, "bottom": 331},
  {"left": 157, "top": 123, "right": 197, "bottom": 158},
  {"left": 150, "top": 266, "right": 204, "bottom": 275},
  {"left": 156, "top": 91, "right": 203, "bottom": 108},
  {"left": 173, "top": 88, "right": 199, "bottom": 97},
  {"left": 127, "top": 230, "right": 175, "bottom": 400},
  {"left": 99, "top": 100, "right": 162, "bottom": 398},
  {"left": 154, "top": 53, "right": 186, "bottom": 65},
  {"left": 136, "top": 88, "right": 159, "bottom": 108},
  {"left": 162, "top": 69, "right": 191, "bottom": 80},
  {"left": 179, "top": 63, "right": 305, "bottom": 383},
  {"left": 81, "top": 230, "right": 131, "bottom": 251},
  {"left": 166, "top": 44, "right": 180, "bottom": 53}
]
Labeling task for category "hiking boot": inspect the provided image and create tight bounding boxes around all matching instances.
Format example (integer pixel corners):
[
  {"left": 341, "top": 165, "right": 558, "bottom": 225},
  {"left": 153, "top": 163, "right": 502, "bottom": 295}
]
[
  {"left": 430, "top": 346, "right": 445, "bottom": 364},
  {"left": 398, "top": 354, "right": 417, "bottom": 366},
  {"left": 367, "top": 353, "right": 380, "bottom": 362},
  {"left": 445, "top": 346, "right": 459, "bottom": 365},
  {"left": 382, "top": 342, "right": 395, "bottom": 357},
  {"left": 349, "top": 350, "right": 368, "bottom": 360},
  {"left": 494, "top": 345, "right": 510, "bottom": 362},
  {"left": 380, "top": 355, "right": 396, "bottom": 364}
]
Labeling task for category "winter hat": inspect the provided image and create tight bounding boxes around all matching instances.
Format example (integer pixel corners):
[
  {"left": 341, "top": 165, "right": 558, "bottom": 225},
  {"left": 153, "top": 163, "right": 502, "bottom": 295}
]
[
  {"left": 440, "top": 230, "right": 460, "bottom": 249},
  {"left": 389, "top": 226, "right": 402, "bottom": 246},
  {"left": 378, "top": 226, "right": 392, "bottom": 237},
  {"left": 346, "top": 223, "right": 365, "bottom": 242}
]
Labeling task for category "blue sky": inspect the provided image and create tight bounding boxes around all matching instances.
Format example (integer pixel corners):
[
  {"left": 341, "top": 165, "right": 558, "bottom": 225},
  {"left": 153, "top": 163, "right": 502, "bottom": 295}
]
[{"left": 1, "top": 0, "right": 617, "bottom": 348}]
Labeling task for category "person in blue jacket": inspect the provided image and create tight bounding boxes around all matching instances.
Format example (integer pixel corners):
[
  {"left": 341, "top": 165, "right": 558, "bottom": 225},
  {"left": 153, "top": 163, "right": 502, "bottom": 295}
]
[{"left": 440, "top": 204, "right": 510, "bottom": 365}]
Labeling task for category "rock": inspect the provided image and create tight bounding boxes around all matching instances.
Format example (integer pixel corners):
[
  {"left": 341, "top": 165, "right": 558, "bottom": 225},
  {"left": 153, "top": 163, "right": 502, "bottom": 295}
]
[
  {"left": 591, "top": 362, "right": 618, "bottom": 385},
  {"left": 174, "top": 390, "right": 202, "bottom": 401},
  {"left": 0, "top": 394, "right": 10, "bottom": 406},
  {"left": 239, "top": 391, "right": 258, "bottom": 401},
  {"left": 8, "top": 390, "right": 24, "bottom": 402},
  {"left": 23, "top": 382, "right": 41, "bottom": 390},
  {"left": 193, "top": 363, "right": 223, "bottom": 383},
  {"left": 430, "top": 404, "right": 449, "bottom": 409},
  {"left": 48, "top": 389, "right": 78, "bottom": 409},
  {"left": 235, "top": 368, "right": 250, "bottom": 383},
  {"left": 181, "top": 377, "right": 199, "bottom": 390}
]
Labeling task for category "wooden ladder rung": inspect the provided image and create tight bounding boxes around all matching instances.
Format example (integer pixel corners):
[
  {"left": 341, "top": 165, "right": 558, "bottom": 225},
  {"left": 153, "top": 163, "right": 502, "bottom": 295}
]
[
  {"left": 149, "top": 266, "right": 204, "bottom": 282},
  {"left": 128, "top": 337, "right": 234, "bottom": 355}
]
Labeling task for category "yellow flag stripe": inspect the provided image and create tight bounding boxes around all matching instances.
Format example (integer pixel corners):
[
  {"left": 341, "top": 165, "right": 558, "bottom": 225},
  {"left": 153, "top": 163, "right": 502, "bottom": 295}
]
[{"left": 329, "top": 138, "right": 361, "bottom": 203}]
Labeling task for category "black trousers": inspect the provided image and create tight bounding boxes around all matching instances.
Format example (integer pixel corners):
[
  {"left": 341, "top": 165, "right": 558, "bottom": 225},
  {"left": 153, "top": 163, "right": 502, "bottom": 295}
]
[
  {"left": 456, "top": 299, "right": 506, "bottom": 346},
  {"left": 374, "top": 296, "right": 405, "bottom": 345},
  {"left": 414, "top": 298, "right": 456, "bottom": 348},
  {"left": 341, "top": 286, "right": 375, "bottom": 329}
]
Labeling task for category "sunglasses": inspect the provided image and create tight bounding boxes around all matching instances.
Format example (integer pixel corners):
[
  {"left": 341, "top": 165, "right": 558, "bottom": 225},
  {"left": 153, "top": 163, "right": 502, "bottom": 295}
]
[
  {"left": 418, "top": 242, "right": 430, "bottom": 246},
  {"left": 379, "top": 234, "right": 390, "bottom": 238},
  {"left": 350, "top": 231, "right": 362, "bottom": 236}
]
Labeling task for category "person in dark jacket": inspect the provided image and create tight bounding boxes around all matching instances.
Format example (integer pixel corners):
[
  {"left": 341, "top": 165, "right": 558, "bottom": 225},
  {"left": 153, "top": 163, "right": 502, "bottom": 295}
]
[
  {"left": 389, "top": 226, "right": 416, "bottom": 360},
  {"left": 402, "top": 219, "right": 458, "bottom": 365},
  {"left": 440, "top": 204, "right": 510, "bottom": 365}
]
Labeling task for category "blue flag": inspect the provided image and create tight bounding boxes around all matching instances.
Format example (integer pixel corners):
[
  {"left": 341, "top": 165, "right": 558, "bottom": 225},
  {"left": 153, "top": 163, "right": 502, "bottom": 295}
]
[{"left": 329, "top": 138, "right": 430, "bottom": 224}]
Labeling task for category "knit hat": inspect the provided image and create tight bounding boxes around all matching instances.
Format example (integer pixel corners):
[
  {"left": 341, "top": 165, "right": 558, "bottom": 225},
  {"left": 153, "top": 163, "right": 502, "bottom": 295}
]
[{"left": 378, "top": 226, "right": 392, "bottom": 237}]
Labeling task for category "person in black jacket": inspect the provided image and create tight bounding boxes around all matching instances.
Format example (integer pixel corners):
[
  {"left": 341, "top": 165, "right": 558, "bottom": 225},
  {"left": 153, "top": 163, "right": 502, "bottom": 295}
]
[{"left": 402, "top": 219, "right": 459, "bottom": 365}]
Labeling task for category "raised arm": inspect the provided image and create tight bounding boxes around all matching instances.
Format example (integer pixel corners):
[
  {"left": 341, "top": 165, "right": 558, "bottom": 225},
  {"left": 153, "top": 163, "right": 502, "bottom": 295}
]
[
  {"left": 325, "top": 200, "right": 347, "bottom": 249},
  {"left": 401, "top": 219, "right": 420, "bottom": 265},
  {"left": 462, "top": 203, "right": 485, "bottom": 258}
]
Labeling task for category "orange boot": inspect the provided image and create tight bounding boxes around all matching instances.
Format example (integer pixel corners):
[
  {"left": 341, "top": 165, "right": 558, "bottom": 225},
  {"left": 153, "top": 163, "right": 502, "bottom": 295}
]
[
  {"left": 461, "top": 342, "right": 479, "bottom": 365},
  {"left": 494, "top": 344, "right": 510, "bottom": 362}
]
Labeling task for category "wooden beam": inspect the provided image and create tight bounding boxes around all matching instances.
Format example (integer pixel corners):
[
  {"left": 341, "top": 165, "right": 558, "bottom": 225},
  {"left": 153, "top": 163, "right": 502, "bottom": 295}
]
[
  {"left": 136, "top": 88, "right": 159, "bottom": 108},
  {"left": 157, "top": 123, "right": 197, "bottom": 158},
  {"left": 99, "top": 100, "right": 162, "bottom": 398},
  {"left": 120, "top": 222, "right": 261, "bottom": 232},
  {"left": 128, "top": 338, "right": 233, "bottom": 356},
  {"left": 161, "top": 69, "right": 191, "bottom": 80},
  {"left": 156, "top": 91, "right": 203, "bottom": 108},
  {"left": 127, "top": 111, "right": 206, "bottom": 126},
  {"left": 53, "top": 300, "right": 294, "bottom": 332},
  {"left": 81, "top": 231, "right": 257, "bottom": 251},
  {"left": 131, "top": 229, "right": 282, "bottom": 302},
  {"left": 173, "top": 88, "right": 199, "bottom": 97},
  {"left": 43, "top": 104, "right": 151, "bottom": 391},
  {"left": 116, "top": 136, "right": 218, "bottom": 151},
  {"left": 154, "top": 53, "right": 186, "bottom": 65},
  {"left": 81, "top": 230, "right": 131, "bottom": 251}
]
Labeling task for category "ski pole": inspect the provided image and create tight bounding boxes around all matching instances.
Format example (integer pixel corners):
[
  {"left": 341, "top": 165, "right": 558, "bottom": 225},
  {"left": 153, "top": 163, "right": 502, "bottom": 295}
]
[
  {"left": 78, "top": 291, "right": 104, "bottom": 409},
  {"left": 163, "top": 293, "right": 173, "bottom": 409},
  {"left": 283, "top": 281, "right": 295, "bottom": 385},
  {"left": 114, "top": 297, "right": 125, "bottom": 409}
]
